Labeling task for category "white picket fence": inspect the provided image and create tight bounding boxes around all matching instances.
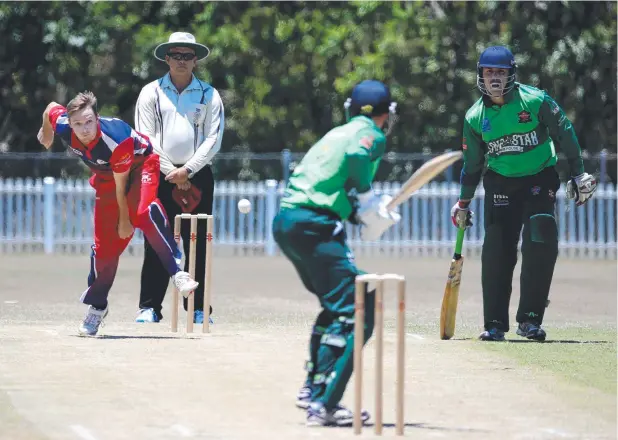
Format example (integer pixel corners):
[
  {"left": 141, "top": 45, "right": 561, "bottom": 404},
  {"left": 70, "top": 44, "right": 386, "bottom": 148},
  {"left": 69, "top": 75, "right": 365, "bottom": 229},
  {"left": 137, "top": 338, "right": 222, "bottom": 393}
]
[{"left": 0, "top": 177, "right": 616, "bottom": 259}]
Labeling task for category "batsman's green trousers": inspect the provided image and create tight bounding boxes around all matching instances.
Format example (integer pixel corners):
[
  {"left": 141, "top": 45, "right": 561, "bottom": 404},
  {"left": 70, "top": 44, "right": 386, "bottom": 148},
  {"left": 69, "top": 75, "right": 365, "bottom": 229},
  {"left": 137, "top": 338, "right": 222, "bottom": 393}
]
[
  {"left": 272, "top": 206, "right": 375, "bottom": 410},
  {"left": 481, "top": 166, "right": 560, "bottom": 331}
]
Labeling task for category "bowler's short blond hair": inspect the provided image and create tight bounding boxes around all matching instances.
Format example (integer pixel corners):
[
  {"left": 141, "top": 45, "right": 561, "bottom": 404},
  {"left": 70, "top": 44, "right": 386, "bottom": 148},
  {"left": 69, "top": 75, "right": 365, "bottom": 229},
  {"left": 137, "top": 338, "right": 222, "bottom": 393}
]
[{"left": 66, "top": 91, "right": 98, "bottom": 118}]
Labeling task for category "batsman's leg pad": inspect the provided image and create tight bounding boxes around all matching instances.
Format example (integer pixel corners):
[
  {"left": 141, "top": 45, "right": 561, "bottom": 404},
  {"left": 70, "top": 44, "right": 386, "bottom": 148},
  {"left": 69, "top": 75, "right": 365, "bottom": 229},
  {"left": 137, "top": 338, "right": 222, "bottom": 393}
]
[
  {"left": 305, "top": 310, "right": 331, "bottom": 387},
  {"left": 314, "top": 290, "right": 375, "bottom": 409},
  {"left": 518, "top": 214, "right": 558, "bottom": 324}
]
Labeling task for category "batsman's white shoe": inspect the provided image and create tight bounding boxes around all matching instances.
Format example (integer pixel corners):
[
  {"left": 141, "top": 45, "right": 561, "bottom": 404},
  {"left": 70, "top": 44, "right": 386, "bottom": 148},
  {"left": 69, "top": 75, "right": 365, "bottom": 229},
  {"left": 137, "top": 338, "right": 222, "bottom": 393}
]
[
  {"left": 172, "top": 271, "right": 199, "bottom": 297},
  {"left": 296, "top": 385, "right": 312, "bottom": 409},
  {"left": 78, "top": 306, "right": 108, "bottom": 337},
  {"left": 331, "top": 403, "right": 371, "bottom": 427},
  {"left": 306, "top": 402, "right": 370, "bottom": 427}
]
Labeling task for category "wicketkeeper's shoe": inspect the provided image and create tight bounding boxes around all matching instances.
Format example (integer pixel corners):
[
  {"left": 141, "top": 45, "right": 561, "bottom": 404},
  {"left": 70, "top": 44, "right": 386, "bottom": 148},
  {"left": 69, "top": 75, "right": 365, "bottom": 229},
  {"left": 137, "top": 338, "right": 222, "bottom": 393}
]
[
  {"left": 135, "top": 308, "right": 160, "bottom": 323},
  {"left": 479, "top": 327, "right": 505, "bottom": 341},
  {"left": 516, "top": 322, "right": 547, "bottom": 341},
  {"left": 295, "top": 385, "right": 312, "bottom": 409},
  {"left": 78, "top": 305, "right": 108, "bottom": 337},
  {"left": 172, "top": 271, "right": 199, "bottom": 297},
  {"left": 306, "top": 402, "right": 370, "bottom": 427}
]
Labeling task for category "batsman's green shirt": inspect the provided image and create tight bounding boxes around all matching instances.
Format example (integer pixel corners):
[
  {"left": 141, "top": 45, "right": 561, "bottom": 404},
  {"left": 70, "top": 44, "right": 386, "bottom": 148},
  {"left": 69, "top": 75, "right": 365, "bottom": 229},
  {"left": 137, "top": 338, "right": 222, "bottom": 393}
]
[
  {"left": 279, "top": 115, "right": 386, "bottom": 220},
  {"left": 460, "top": 83, "right": 585, "bottom": 199}
]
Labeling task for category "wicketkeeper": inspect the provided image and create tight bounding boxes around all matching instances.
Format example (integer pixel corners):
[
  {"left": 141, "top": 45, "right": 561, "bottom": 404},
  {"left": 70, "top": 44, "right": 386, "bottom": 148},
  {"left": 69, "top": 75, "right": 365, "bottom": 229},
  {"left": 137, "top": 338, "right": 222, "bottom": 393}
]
[
  {"left": 452, "top": 46, "right": 597, "bottom": 342},
  {"left": 38, "top": 91, "right": 199, "bottom": 336},
  {"left": 272, "top": 80, "right": 400, "bottom": 427}
]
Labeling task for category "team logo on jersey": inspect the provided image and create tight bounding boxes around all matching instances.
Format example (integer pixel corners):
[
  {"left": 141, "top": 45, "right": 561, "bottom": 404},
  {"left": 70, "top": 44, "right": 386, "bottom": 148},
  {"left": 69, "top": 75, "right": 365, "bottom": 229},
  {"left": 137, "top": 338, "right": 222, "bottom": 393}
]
[
  {"left": 486, "top": 130, "right": 539, "bottom": 156},
  {"left": 518, "top": 110, "right": 532, "bottom": 123},
  {"left": 481, "top": 118, "right": 491, "bottom": 132},
  {"left": 70, "top": 147, "right": 83, "bottom": 156},
  {"left": 115, "top": 153, "right": 131, "bottom": 166},
  {"left": 531, "top": 186, "right": 541, "bottom": 195},
  {"left": 546, "top": 96, "right": 561, "bottom": 115},
  {"left": 359, "top": 136, "right": 375, "bottom": 150},
  {"left": 193, "top": 108, "right": 202, "bottom": 125}
]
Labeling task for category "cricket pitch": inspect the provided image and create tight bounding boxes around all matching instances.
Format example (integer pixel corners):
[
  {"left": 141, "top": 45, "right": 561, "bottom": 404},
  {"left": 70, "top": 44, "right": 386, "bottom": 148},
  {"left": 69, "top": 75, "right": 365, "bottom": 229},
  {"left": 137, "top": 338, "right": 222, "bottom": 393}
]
[{"left": 0, "top": 254, "right": 615, "bottom": 439}]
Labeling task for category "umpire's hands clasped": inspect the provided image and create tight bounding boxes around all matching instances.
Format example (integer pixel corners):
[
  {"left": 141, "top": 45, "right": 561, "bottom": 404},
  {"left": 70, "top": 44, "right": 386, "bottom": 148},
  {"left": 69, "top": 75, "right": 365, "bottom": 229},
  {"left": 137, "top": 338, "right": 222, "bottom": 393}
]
[{"left": 451, "top": 200, "right": 473, "bottom": 229}]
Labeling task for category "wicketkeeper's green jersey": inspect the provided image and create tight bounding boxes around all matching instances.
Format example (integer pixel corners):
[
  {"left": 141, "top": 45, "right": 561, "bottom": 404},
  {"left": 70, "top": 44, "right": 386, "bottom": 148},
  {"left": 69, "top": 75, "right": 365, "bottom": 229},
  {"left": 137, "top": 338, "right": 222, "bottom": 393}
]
[
  {"left": 279, "top": 115, "right": 386, "bottom": 220},
  {"left": 460, "top": 83, "right": 585, "bottom": 199}
]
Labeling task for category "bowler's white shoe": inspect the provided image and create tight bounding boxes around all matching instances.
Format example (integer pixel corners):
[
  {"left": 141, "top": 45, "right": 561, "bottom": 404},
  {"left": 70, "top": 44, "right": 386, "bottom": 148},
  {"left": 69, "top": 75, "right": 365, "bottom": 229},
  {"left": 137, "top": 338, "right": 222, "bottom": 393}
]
[
  {"left": 78, "top": 306, "right": 108, "bottom": 337},
  {"left": 172, "top": 271, "right": 199, "bottom": 297}
]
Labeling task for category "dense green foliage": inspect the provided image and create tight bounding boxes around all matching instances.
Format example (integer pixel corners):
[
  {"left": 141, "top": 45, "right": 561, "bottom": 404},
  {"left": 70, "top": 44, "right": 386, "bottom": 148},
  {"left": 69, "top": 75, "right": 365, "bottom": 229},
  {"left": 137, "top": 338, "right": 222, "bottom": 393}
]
[{"left": 0, "top": 1, "right": 615, "bottom": 179}]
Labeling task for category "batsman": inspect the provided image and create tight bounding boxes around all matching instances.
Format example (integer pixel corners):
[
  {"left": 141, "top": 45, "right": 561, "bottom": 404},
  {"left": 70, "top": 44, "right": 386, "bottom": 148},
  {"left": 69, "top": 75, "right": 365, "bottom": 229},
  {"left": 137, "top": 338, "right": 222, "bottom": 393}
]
[
  {"left": 452, "top": 46, "right": 597, "bottom": 342},
  {"left": 272, "top": 80, "right": 400, "bottom": 426}
]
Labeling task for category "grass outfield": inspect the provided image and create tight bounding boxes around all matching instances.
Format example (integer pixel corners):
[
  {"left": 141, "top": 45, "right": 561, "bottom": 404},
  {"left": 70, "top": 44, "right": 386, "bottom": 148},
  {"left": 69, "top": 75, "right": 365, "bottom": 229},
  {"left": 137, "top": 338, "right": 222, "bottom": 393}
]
[{"left": 473, "top": 327, "right": 617, "bottom": 394}]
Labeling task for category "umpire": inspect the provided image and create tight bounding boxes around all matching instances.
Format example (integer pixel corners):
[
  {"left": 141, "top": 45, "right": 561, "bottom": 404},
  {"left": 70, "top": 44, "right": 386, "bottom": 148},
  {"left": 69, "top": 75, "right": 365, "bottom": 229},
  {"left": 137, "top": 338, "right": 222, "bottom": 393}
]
[
  {"left": 452, "top": 46, "right": 597, "bottom": 342},
  {"left": 134, "top": 32, "right": 224, "bottom": 324}
]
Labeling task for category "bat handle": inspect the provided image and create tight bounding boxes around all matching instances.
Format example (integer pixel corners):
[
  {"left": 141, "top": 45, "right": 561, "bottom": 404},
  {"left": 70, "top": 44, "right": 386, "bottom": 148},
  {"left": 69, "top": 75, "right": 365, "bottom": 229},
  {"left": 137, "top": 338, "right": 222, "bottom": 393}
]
[{"left": 454, "top": 228, "right": 465, "bottom": 257}]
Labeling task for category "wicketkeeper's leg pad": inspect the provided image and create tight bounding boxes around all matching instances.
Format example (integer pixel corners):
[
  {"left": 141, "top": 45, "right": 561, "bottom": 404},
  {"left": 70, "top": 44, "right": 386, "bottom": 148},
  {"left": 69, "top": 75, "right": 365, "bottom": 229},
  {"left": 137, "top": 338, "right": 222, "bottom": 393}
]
[
  {"left": 518, "top": 214, "right": 558, "bottom": 324},
  {"left": 481, "top": 222, "right": 520, "bottom": 331},
  {"left": 528, "top": 213, "right": 558, "bottom": 244}
]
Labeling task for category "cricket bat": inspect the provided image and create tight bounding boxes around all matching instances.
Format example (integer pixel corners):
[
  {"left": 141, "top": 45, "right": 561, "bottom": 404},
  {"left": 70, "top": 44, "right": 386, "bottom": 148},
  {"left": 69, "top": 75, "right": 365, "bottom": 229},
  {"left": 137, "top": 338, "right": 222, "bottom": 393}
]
[
  {"left": 440, "top": 227, "right": 465, "bottom": 340},
  {"left": 386, "top": 150, "right": 463, "bottom": 211}
]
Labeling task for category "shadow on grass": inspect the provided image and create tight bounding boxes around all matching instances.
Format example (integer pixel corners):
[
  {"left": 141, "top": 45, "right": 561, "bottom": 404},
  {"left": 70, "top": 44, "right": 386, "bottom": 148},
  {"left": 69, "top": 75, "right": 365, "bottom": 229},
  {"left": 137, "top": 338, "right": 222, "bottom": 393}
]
[
  {"left": 443, "top": 337, "right": 612, "bottom": 344},
  {"left": 69, "top": 334, "right": 199, "bottom": 340},
  {"left": 323, "top": 422, "right": 489, "bottom": 433},
  {"left": 505, "top": 339, "right": 612, "bottom": 344}
]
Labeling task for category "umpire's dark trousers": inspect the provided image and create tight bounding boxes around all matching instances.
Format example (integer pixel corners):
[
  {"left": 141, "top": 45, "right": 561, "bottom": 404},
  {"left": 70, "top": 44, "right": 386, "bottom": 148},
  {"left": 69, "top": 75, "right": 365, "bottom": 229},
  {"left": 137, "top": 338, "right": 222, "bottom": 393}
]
[{"left": 139, "top": 166, "right": 214, "bottom": 320}]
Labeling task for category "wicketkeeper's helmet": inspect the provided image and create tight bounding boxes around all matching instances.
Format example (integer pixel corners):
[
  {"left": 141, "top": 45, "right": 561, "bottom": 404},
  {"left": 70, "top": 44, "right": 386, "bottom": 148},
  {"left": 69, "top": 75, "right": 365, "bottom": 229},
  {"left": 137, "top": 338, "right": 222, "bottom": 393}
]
[{"left": 477, "top": 46, "right": 517, "bottom": 96}]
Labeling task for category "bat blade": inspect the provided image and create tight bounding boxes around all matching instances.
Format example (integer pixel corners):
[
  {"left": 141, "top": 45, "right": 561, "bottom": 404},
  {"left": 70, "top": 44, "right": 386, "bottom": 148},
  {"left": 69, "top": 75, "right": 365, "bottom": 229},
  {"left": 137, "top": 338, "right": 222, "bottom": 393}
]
[
  {"left": 387, "top": 150, "right": 462, "bottom": 210},
  {"left": 440, "top": 228, "right": 466, "bottom": 340},
  {"left": 439, "top": 256, "right": 463, "bottom": 340}
]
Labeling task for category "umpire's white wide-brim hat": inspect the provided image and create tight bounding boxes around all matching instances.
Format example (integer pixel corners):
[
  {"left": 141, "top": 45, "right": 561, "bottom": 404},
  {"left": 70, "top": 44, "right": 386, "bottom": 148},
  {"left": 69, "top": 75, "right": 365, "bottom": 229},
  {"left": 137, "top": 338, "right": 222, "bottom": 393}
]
[{"left": 154, "top": 32, "right": 210, "bottom": 61}]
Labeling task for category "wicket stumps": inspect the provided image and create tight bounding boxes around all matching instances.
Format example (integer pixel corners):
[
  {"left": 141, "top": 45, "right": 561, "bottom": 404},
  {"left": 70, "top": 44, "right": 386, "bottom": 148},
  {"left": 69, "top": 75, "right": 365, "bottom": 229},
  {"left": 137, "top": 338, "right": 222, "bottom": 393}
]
[
  {"left": 354, "top": 273, "right": 406, "bottom": 436},
  {"left": 171, "top": 213, "right": 214, "bottom": 334}
]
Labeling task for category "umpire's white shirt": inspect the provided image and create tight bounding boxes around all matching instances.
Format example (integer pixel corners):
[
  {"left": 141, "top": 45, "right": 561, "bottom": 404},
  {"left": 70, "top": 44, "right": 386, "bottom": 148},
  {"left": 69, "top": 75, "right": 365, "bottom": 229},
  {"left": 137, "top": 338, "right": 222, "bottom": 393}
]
[{"left": 134, "top": 73, "right": 224, "bottom": 177}]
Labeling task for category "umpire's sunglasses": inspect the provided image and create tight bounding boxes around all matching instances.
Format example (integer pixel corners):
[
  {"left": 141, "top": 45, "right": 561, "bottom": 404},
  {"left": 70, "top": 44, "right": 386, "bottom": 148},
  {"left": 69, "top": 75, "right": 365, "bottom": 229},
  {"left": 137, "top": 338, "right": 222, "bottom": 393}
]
[{"left": 167, "top": 52, "right": 196, "bottom": 61}]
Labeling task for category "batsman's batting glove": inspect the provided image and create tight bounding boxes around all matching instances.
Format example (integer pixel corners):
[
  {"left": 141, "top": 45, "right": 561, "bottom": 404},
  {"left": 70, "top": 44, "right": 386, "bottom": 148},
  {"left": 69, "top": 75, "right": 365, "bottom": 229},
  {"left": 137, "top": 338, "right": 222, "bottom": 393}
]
[
  {"left": 566, "top": 172, "right": 597, "bottom": 206},
  {"left": 355, "top": 190, "right": 401, "bottom": 241},
  {"left": 450, "top": 200, "right": 473, "bottom": 229}
]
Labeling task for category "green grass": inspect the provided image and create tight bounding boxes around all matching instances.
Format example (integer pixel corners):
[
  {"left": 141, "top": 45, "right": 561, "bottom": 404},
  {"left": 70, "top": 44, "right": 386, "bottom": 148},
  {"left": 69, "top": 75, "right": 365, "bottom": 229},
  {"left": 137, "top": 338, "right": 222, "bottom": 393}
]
[{"left": 474, "top": 327, "right": 617, "bottom": 394}]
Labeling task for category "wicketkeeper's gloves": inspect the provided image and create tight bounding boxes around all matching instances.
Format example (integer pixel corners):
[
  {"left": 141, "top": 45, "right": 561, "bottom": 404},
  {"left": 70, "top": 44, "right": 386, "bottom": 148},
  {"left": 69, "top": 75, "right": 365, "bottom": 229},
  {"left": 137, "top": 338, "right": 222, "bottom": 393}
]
[{"left": 566, "top": 172, "right": 597, "bottom": 206}]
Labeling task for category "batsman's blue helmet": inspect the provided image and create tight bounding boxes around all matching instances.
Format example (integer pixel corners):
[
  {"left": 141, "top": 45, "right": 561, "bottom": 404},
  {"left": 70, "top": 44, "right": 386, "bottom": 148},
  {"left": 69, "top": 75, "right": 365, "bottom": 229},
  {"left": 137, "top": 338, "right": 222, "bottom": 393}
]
[
  {"left": 344, "top": 80, "right": 398, "bottom": 134},
  {"left": 477, "top": 46, "right": 517, "bottom": 96}
]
